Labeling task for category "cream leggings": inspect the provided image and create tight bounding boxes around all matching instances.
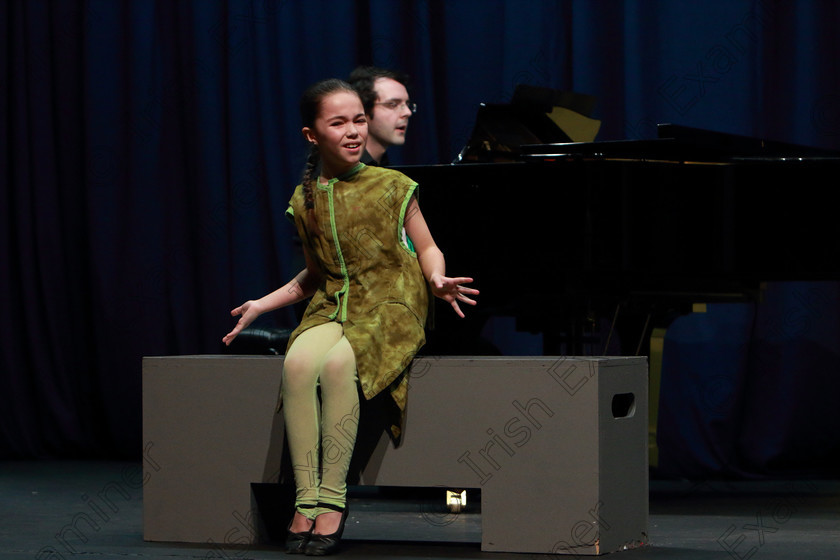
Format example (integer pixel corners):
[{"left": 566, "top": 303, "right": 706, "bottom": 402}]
[{"left": 282, "top": 321, "right": 359, "bottom": 519}]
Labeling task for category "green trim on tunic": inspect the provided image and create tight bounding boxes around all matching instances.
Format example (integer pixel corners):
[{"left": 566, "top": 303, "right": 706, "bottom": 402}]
[
  {"left": 323, "top": 180, "right": 350, "bottom": 322},
  {"left": 282, "top": 164, "right": 429, "bottom": 442}
]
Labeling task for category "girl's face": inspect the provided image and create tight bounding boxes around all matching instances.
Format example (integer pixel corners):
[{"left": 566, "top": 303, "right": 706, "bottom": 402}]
[{"left": 303, "top": 91, "right": 368, "bottom": 179}]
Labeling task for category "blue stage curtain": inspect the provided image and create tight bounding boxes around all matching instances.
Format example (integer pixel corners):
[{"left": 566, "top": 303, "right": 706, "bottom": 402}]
[
  {"left": 658, "top": 283, "right": 840, "bottom": 478},
  {"left": 2, "top": 0, "right": 839, "bottom": 476}
]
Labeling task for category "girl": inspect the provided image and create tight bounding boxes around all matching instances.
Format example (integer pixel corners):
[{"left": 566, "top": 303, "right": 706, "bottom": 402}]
[{"left": 222, "top": 79, "right": 477, "bottom": 555}]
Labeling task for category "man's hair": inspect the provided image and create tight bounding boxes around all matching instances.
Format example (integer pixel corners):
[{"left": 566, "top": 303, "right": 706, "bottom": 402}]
[{"left": 347, "top": 66, "right": 410, "bottom": 117}]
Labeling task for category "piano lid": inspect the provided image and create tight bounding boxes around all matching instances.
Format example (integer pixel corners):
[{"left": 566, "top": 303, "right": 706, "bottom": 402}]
[
  {"left": 453, "top": 85, "right": 602, "bottom": 163},
  {"left": 519, "top": 123, "right": 840, "bottom": 163}
]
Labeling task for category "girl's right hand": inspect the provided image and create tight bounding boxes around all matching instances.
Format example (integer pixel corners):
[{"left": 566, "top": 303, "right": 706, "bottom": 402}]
[{"left": 222, "top": 300, "right": 263, "bottom": 346}]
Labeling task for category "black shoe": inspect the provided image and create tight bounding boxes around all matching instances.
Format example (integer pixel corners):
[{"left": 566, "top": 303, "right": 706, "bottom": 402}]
[
  {"left": 285, "top": 516, "right": 315, "bottom": 555},
  {"left": 304, "top": 505, "right": 348, "bottom": 556}
]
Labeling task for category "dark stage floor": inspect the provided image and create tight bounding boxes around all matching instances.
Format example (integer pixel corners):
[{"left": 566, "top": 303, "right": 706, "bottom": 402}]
[{"left": 1, "top": 461, "right": 838, "bottom": 559}]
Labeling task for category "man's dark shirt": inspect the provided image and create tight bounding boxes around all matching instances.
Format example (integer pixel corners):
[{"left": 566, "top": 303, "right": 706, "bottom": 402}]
[{"left": 361, "top": 150, "right": 389, "bottom": 167}]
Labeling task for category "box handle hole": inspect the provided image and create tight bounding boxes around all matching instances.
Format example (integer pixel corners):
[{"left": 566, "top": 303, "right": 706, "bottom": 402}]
[{"left": 612, "top": 393, "right": 636, "bottom": 418}]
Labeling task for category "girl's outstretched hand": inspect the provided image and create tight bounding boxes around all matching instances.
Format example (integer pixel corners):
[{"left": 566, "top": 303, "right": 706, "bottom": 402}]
[
  {"left": 429, "top": 274, "right": 479, "bottom": 318},
  {"left": 222, "top": 300, "right": 264, "bottom": 346}
]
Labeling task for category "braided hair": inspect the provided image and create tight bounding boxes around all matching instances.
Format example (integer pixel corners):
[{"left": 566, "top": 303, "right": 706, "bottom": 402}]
[{"left": 301, "top": 144, "right": 320, "bottom": 211}]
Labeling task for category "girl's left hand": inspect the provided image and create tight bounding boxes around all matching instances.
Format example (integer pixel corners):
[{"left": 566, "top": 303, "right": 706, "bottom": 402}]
[{"left": 429, "top": 274, "right": 479, "bottom": 318}]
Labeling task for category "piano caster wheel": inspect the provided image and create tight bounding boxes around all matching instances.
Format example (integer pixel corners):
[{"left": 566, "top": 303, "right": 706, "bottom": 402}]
[{"left": 446, "top": 489, "right": 466, "bottom": 513}]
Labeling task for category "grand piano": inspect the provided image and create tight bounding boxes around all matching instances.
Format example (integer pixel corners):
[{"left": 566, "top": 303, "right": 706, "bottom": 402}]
[{"left": 399, "top": 105, "right": 840, "bottom": 356}]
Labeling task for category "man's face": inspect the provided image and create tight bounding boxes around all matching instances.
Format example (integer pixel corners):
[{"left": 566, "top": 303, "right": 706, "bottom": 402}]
[{"left": 367, "top": 77, "right": 412, "bottom": 152}]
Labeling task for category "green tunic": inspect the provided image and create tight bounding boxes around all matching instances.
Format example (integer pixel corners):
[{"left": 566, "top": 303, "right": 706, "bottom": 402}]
[{"left": 284, "top": 163, "right": 429, "bottom": 440}]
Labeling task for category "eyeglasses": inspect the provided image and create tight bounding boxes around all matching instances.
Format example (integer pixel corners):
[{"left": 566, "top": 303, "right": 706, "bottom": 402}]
[{"left": 374, "top": 100, "right": 417, "bottom": 113}]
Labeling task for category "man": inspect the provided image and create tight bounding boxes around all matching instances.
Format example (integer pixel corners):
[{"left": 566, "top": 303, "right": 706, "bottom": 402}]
[{"left": 348, "top": 66, "right": 416, "bottom": 166}]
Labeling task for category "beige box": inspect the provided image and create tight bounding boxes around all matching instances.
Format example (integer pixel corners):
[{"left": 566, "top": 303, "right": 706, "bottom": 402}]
[{"left": 142, "top": 355, "right": 648, "bottom": 554}]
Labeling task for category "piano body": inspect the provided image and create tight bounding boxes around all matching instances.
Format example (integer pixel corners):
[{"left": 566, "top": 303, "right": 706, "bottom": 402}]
[{"left": 399, "top": 120, "right": 840, "bottom": 356}]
